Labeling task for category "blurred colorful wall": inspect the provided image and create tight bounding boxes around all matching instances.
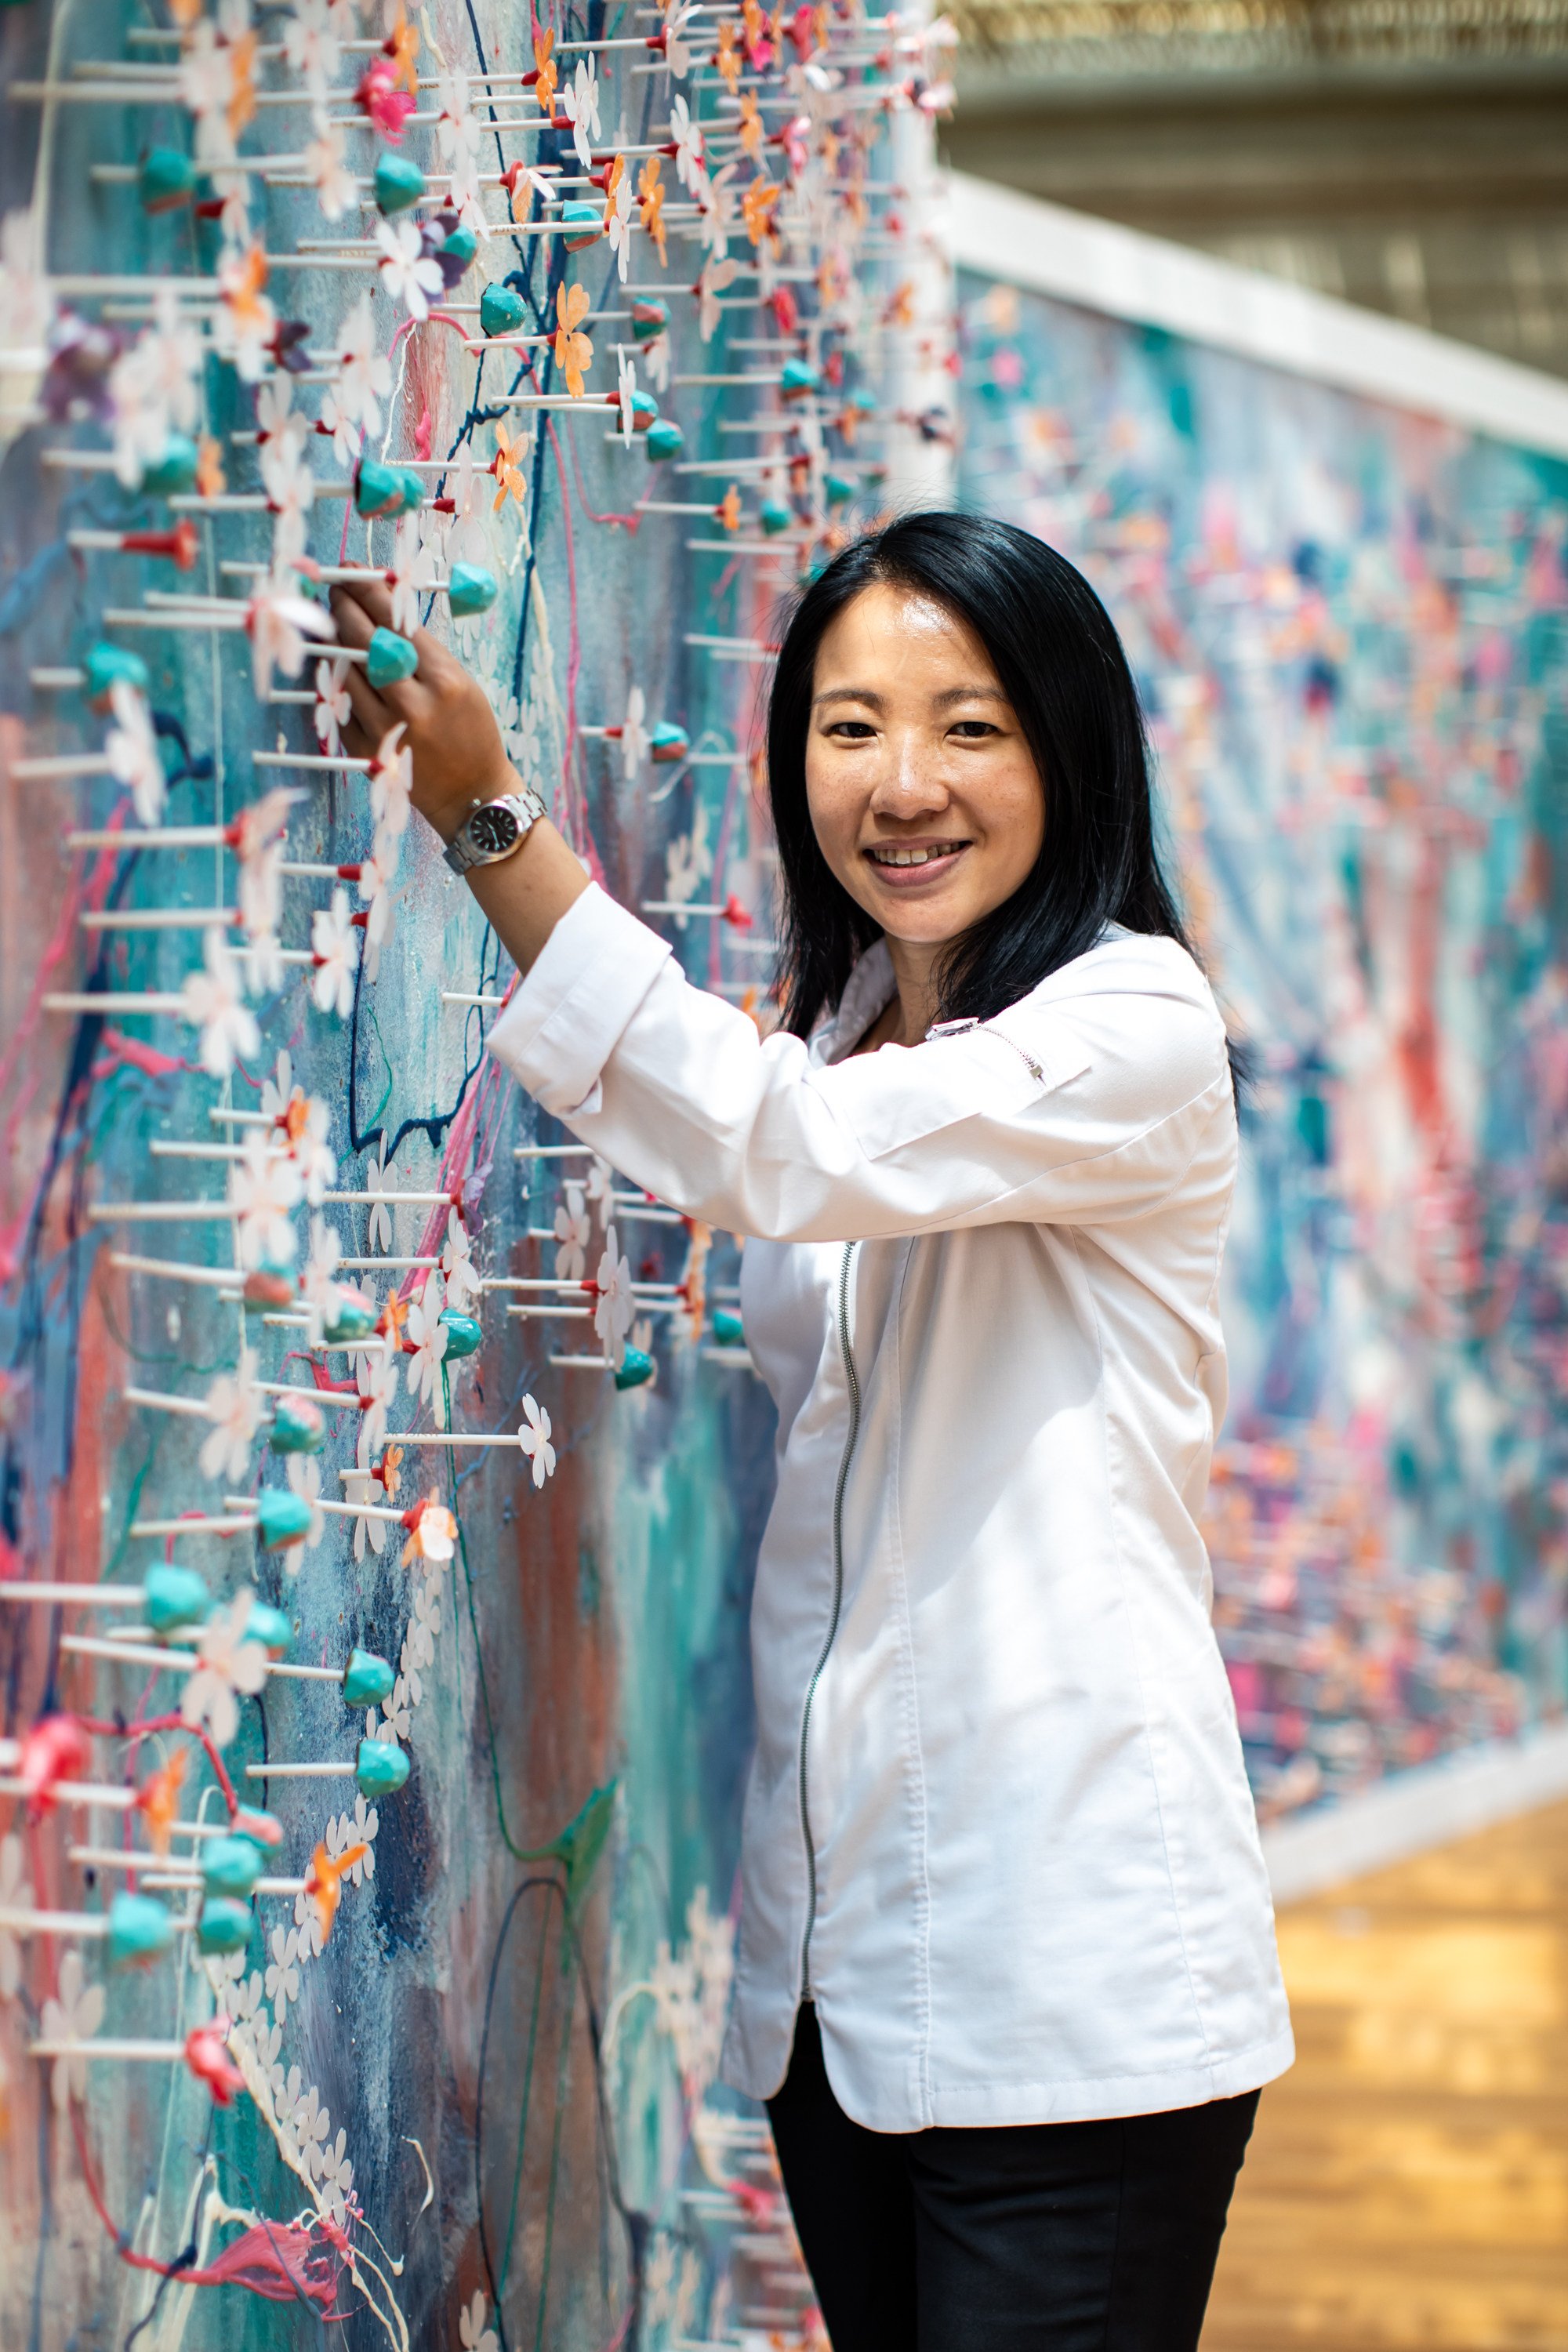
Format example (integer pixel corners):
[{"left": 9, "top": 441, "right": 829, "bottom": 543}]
[{"left": 953, "top": 192, "right": 1568, "bottom": 1824}]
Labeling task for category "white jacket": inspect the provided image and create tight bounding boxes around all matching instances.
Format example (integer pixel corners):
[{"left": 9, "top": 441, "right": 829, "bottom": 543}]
[{"left": 488, "top": 884, "right": 1294, "bottom": 2132}]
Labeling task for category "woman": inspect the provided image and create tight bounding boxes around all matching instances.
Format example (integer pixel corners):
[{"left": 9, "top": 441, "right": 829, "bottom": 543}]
[{"left": 331, "top": 512, "right": 1292, "bottom": 2350}]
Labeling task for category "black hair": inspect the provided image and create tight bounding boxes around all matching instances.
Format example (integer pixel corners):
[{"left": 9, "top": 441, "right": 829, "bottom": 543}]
[{"left": 767, "top": 510, "right": 1203, "bottom": 1044}]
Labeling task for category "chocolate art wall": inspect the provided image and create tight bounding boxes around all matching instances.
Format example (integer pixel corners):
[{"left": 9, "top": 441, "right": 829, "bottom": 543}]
[{"left": 0, "top": 0, "right": 951, "bottom": 2336}]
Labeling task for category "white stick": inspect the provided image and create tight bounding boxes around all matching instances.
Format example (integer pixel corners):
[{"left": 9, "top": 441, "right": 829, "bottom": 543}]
[
  {"left": 0, "top": 1786, "right": 136, "bottom": 1813},
  {"left": 0, "top": 1583, "right": 142, "bottom": 1604},
  {"left": 110, "top": 1253, "right": 249, "bottom": 1287},
  {"left": 254, "top": 1381, "right": 359, "bottom": 1408},
  {"left": 67, "top": 826, "right": 229, "bottom": 849},
  {"left": 122, "top": 1385, "right": 212, "bottom": 1420},
  {"left": 483, "top": 1276, "right": 590, "bottom": 1293},
  {"left": 31, "top": 2038, "right": 194, "bottom": 2057},
  {"left": 82, "top": 908, "right": 238, "bottom": 931},
  {"left": 44, "top": 992, "right": 188, "bottom": 1014},
  {"left": 12, "top": 753, "right": 116, "bottom": 779},
  {"left": 322, "top": 1189, "right": 456, "bottom": 1205},
  {"left": 61, "top": 1635, "right": 344, "bottom": 1684},
  {"left": 91, "top": 1203, "right": 233, "bottom": 1224},
  {"left": 252, "top": 751, "right": 372, "bottom": 772},
  {"left": 379, "top": 1430, "right": 523, "bottom": 1447}
]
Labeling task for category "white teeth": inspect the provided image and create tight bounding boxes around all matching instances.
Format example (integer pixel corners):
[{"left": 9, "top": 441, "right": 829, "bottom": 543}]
[{"left": 869, "top": 844, "right": 960, "bottom": 868}]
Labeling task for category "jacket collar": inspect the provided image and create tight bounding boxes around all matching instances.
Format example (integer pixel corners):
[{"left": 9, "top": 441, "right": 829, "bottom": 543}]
[{"left": 811, "top": 937, "right": 898, "bottom": 1068}]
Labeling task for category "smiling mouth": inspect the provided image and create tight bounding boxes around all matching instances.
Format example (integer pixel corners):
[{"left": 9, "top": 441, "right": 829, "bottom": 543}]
[{"left": 865, "top": 840, "right": 970, "bottom": 871}]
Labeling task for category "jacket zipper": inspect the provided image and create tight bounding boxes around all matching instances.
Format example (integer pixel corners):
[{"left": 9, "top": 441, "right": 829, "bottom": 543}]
[
  {"left": 798, "top": 1238, "right": 861, "bottom": 1999},
  {"left": 926, "top": 1014, "right": 1046, "bottom": 1085}
]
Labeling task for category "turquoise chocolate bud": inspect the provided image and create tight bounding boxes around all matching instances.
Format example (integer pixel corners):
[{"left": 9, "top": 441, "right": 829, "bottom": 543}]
[
  {"left": 355, "top": 1738, "right": 411, "bottom": 1798},
  {"left": 649, "top": 723, "right": 688, "bottom": 764},
  {"left": 245, "top": 1599, "right": 294, "bottom": 1653},
  {"left": 366, "top": 628, "right": 419, "bottom": 689},
  {"left": 197, "top": 1897, "right": 253, "bottom": 1956},
  {"left": 479, "top": 282, "right": 528, "bottom": 338},
  {"left": 713, "top": 1307, "right": 745, "bottom": 1346},
  {"left": 254, "top": 1490, "right": 312, "bottom": 1552},
  {"left": 138, "top": 147, "right": 200, "bottom": 213},
  {"left": 630, "top": 297, "right": 669, "bottom": 343},
  {"left": 108, "top": 1891, "right": 175, "bottom": 1966},
  {"left": 781, "top": 358, "right": 820, "bottom": 398},
  {"left": 251, "top": 1496, "right": 310, "bottom": 1552},
  {"left": 446, "top": 564, "right": 498, "bottom": 619},
  {"left": 561, "top": 200, "right": 603, "bottom": 250},
  {"left": 142, "top": 1564, "right": 210, "bottom": 1637},
  {"left": 644, "top": 419, "right": 684, "bottom": 463},
  {"left": 354, "top": 456, "right": 406, "bottom": 519},
  {"left": 139, "top": 435, "right": 199, "bottom": 496},
  {"left": 322, "top": 1287, "right": 378, "bottom": 1344},
  {"left": 824, "top": 471, "right": 855, "bottom": 507},
  {"left": 438, "top": 1308, "right": 482, "bottom": 1358},
  {"left": 342, "top": 1646, "right": 396, "bottom": 1708},
  {"left": 759, "top": 498, "right": 793, "bottom": 535},
  {"left": 374, "top": 152, "right": 426, "bottom": 215},
  {"left": 441, "top": 224, "right": 478, "bottom": 273},
  {"left": 396, "top": 466, "right": 425, "bottom": 513},
  {"left": 270, "top": 1395, "right": 325, "bottom": 1454},
  {"left": 620, "top": 388, "right": 659, "bottom": 432},
  {"left": 242, "top": 1269, "right": 296, "bottom": 1314},
  {"left": 230, "top": 1807, "right": 284, "bottom": 1855},
  {"left": 84, "top": 643, "right": 151, "bottom": 706},
  {"left": 615, "top": 1347, "right": 655, "bottom": 1392},
  {"left": 201, "top": 1835, "right": 263, "bottom": 1900}
]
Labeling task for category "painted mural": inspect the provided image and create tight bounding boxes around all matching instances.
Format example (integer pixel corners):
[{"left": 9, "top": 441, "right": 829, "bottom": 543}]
[
  {"left": 0, "top": 0, "right": 952, "bottom": 2336},
  {"left": 957, "top": 270, "right": 1568, "bottom": 1824}
]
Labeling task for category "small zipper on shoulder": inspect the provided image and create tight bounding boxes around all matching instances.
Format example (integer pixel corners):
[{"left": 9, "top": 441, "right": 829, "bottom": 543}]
[{"left": 925, "top": 1014, "right": 1045, "bottom": 1085}]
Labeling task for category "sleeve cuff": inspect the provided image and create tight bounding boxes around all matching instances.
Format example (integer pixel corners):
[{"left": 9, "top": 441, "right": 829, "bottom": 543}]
[{"left": 485, "top": 882, "right": 673, "bottom": 1118}]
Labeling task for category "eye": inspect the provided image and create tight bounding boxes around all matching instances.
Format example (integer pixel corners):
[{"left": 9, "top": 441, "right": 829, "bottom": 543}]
[
  {"left": 949, "top": 720, "right": 999, "bottom": 739},
  {"left": 826, "top": 719, "right": 877, "bottom": 739}
]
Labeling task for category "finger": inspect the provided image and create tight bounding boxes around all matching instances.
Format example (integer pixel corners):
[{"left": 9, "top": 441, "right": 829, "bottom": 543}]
[
  {"left": 330, "top": 586, "right": 430, "bottom": 735},
  {"left": 340, "top": 709, "right": 374, "bottom": 761},
  {"left": 329, "top": 583, "right": 379, "bottom": 648},
  {"left": 332, "top": 576, "right": 397, "bottom": 634},
  {"left": 330, "top": 582, "right": 441, "bottom": 720},
  {"left": 331, "top": 568, "right": 453, "bottom": 678},
  {"left": 341, "top": 660, "right": 393, "bottom": 747}
]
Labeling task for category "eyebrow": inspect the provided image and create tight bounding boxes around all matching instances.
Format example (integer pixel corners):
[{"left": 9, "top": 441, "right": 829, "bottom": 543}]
[{"left": 811, "top": 684, "right": 1010, "bottom": 710}]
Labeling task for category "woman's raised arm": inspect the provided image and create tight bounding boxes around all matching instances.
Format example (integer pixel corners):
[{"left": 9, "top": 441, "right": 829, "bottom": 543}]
[{"left": 328, "top": 577, "right": 590, "bottom": 973}]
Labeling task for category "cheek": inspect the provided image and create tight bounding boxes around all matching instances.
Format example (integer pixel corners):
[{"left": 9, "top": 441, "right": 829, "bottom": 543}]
[
  {"left": 984, "top": 758, "right": 1047, "bottom": 875},
  {"left": 804, "top": 751, "right": 861, "bottom": 869}
]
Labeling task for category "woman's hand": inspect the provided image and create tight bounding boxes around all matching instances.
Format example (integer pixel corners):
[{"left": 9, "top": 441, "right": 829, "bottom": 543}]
[
  {"left": 328, "top": 578, "right": 517, "bottom": 843},
  {"left": 328, "top": 576, "right": 591, "bottom": 972}
]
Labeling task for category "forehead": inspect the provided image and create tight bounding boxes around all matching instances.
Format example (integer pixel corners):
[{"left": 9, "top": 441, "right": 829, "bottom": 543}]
[{"left": 813, "top": 582, "right": 999, "bottom": 685}]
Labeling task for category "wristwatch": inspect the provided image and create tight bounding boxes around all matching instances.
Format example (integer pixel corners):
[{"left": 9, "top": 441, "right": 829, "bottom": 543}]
[{"left": 443, "top": 784, "right": 548, "bottom": 876}]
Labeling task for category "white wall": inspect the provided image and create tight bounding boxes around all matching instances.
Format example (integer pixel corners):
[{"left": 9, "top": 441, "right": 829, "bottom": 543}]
[{"left": 949, "top": 171, "right": 1568, "bottom": 461}]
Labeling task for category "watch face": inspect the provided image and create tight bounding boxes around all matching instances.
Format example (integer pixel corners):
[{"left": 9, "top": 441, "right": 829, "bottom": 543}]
[{"left": 468, "top": 802, "right": 521, "bottom": 858}]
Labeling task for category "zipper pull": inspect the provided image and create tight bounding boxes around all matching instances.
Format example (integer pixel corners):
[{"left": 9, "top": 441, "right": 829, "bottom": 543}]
[{"left": 931, "top": 1014, "right": 1046, "bottom": 1084}]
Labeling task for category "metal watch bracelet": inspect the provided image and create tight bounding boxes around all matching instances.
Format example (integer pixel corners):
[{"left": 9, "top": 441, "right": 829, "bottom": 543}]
[{"left": 442, "top": 785, "right": 547, "bottom": 877}]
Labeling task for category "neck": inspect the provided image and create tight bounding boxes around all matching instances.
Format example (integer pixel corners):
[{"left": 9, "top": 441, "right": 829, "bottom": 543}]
[{"left": 882, "top": 933, "right": 946, "bottom": 1047}]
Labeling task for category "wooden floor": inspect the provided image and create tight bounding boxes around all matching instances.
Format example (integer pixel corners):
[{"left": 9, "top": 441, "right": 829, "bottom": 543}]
[{"left": 1204, "top": 1798, "right": 1568, "bottom": 2352}]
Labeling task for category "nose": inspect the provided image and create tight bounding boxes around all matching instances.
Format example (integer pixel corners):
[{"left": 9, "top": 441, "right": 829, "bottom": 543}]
[{"left": 868, "top": 724, "right": 947, "bottom": 822}]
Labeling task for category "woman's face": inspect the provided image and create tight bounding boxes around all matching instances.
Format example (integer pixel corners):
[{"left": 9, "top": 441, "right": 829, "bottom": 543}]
[{"left": 804, "top": 581, "right": 1045, "bottom": 952}]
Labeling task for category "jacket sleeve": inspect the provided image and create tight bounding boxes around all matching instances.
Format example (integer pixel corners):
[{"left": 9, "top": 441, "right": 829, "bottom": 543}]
[{"left": 485, "top": 884, "right": 1235, "bottom": 1243}]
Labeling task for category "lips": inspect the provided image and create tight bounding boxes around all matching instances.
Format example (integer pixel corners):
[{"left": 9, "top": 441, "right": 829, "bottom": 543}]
[{"left": 863, "top": 840, "right": 970, "bottom": 885}]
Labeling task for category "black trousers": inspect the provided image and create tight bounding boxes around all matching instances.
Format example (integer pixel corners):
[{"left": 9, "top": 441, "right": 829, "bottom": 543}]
[{"left": 766, "top": 2004, "right": 1258, "bottom": 2352}]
